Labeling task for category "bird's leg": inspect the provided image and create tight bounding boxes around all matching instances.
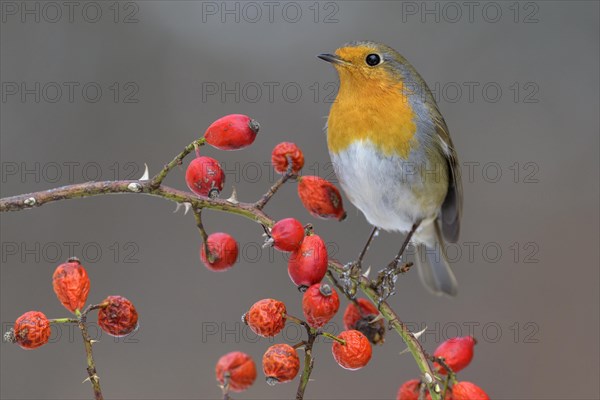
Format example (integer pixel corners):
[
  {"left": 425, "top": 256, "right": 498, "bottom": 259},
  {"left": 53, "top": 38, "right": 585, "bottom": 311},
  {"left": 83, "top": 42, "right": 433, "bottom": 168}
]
[
  {"left": 387, "top": 222, "right": 420, "bottom": 269},
  {"left": 341, "top": 226, "right": 379, "bottom": 298},
  {"left": 356, "top": 226, "right": 379, "bottom": 268},
  {"left": 374, "top": 222, "right": 421, "bottom": 303}
]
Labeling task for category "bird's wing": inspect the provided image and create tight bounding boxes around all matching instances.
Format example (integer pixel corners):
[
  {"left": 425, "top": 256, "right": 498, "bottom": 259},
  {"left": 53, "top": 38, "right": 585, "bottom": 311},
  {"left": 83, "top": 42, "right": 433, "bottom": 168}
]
[{"left": 434, "top": 116, "right": 463, "bottom": 243}]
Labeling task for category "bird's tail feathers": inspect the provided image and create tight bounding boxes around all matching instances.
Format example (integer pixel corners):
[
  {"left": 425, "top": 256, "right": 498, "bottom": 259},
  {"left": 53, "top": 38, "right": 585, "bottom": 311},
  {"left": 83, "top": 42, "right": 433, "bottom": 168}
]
[{"left": 413, "top": 221, "right": 458, "bottom": 297}]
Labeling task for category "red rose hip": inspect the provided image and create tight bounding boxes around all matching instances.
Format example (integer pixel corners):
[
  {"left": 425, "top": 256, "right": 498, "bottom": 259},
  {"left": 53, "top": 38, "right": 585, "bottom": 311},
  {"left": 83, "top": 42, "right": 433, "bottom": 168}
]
[
  {"left": 287, "top": 234, "right": 328, "bottom": 289},
  {"left": 302, "top": 283, "right": 340, "bottom": 328},
  {"left": 244, "top": 299, "right": 287, "bottom": 337},
  {"left": 396, "top": 379, "right": 421, "bottom": 400},
  {"left": 204, "top": 114, "right": 259, "bottom": 150},
  {"left": 12, "top": 311, "right": 51, "bottom": 350},
  {"left": 262, "top": 344, "right": 300, "bottom": 385},
  {"left": 397, "top": 380, "right": 454, "bottom": 400},
  {"left": 271, "top": 142, "right": 304, "bottom": 174},
  {"left": 343, "top": 298, "right": 385, "bottom": 345},
  {"left": 185, "top": 156, "right": 225, "bottom": 198},
  {"left": 452, "top": 382, "right": 489, "bottom": 400},
  {"left": 52, "top": 257, "right": 90, "bottom": 314},
  {"left": 298, "top": 176, "right": 346, "bottom": 221},
  {"left": 433, "top": 336, "right": 476, "bottom": 374},
  {"left": 201, "top": 232, "right": 238, "bottom": 271},
  {"left": 331, "top": 330, "right": 372, "bottom": 370},
  {"left": 267, "top": 218, "right": 305, "bottom": 252},
  {"left": 215, "top": 351, "right": 257, "bottom": 392},
  {"left": 97, "top": 296, "right": 138, "bottom": 337}
]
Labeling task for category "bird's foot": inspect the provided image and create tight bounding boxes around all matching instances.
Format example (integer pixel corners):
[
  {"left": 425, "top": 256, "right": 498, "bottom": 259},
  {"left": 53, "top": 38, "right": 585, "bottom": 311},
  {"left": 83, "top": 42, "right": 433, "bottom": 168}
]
[
  {"left": 340, "top": 260, "right": 362, "bottom": 298},
  {"left": 386, "top": 257, "right": 401, "bottom": 271},
  {"left": 345, "top": 259, "right": 362, "bottom": 272},
  {"left": 374, "top": 258, "right": 414, "bottom": 304},
  {"left": 385, "top": 257, "right": 412, "bottom": 274}
]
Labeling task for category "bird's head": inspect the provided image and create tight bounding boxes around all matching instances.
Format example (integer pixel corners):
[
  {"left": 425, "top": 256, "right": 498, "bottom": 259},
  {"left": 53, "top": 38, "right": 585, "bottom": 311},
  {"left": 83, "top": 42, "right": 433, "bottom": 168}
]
[{"left": 318, "top": 41, "right": 408, "bottom": 89}]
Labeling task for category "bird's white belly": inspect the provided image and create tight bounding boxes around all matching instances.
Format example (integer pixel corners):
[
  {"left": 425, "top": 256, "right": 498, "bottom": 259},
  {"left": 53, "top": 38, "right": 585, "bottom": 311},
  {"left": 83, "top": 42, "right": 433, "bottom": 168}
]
[{"left": 330, "top": 140, "right": 441, "bottom": 232}]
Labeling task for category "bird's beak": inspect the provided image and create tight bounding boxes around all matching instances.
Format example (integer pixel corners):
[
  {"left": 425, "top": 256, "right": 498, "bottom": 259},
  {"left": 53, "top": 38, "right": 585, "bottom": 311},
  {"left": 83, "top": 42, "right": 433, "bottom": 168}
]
[{"left": 317, "top": 53, "right": 347, "bottom": 66}]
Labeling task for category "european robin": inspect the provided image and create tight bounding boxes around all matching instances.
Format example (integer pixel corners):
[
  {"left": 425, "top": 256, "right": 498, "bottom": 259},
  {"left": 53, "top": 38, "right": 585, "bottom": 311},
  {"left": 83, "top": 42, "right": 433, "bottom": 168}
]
[{"left": 318, "top": 41, "right": 462, "bottom": 296}]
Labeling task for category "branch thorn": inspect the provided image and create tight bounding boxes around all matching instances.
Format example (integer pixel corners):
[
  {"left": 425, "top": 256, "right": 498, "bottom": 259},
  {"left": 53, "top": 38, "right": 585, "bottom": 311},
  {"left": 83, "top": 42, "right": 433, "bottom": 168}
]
[
  {"left": 369, "top": 313, "right": 384, "bottom": 324},
  {"left": 226, "top": 186, "right": 239, "bottom": 204},
  {"left": 139, "top": 163, "right": 150, "bottom": 181},
  {"left": 413, "top": 326, "right": 428, "bottom": 340},
  {"left": 362, "top": 266, "right": 371, "bottom": 278}
]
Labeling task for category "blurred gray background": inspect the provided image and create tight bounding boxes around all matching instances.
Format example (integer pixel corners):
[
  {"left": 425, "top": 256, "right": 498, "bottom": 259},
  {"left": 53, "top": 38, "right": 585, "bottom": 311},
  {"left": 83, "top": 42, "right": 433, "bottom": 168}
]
[{"left": 1, "top": 1, "right": 599, "bottom": 399}]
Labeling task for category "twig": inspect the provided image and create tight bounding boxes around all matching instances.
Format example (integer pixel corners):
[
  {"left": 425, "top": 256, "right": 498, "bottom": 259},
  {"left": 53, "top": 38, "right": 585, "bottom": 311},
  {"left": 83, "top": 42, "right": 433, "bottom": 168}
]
[
  {"left": 50, "top": 318, "right": 79, "bottom": 324},
  {"left": 284, "top": 314, "right": 312, "bottom": 332},
  {"left": 193, "top": 208, "right": 214, "bottom": 263},
  {"left": 427, "top": 352, "right": 456, "bottom": 397},
  {"left": 81, "top": 303, "right": 106, "bottom": 315},
  {"left": 419, "top": 382, "right": 428, "bottom": 400},
  {"left": 0, "top": 182, "right": 272, "bottom": 227},
  {"left": 76, "top": 304, "right": 106, "bottom": 400},
  {"left": 221, "top": 371, "right": 231, "bottom": 400},
  {"left": 150, "top": 138, "right": 205, "bottom": 188},
  {"left": 254, "top": 156, "right": 295, "bottom": 210},
  {"left": 0, "top": 139, "right": 443, "bottom": 400},
  {"left": 427, "top": 354, "right": 454, "bottom": 377},
  {"left": 295, "top": 331, "right": 316, "bottom": 400},
  {"left": 321, "top": 331, "right": 345, "bottom": 345}
]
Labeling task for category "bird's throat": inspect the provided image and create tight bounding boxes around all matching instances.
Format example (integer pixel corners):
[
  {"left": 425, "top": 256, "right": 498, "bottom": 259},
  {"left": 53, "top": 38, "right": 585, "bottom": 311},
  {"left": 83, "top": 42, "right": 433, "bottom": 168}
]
[{"left": 327, "top": 78, "right": 418, "bottom": 158}]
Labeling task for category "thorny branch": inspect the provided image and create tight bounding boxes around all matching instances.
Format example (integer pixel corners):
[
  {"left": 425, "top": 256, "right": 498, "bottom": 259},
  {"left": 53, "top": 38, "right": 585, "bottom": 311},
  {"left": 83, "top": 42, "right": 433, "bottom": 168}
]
[
  {"left": 295, "top": 330, "right": 317, "bottom": 400},
  {"left": 76, "top": 304, "right": 106, "bottom": 400},
  {"left": 286, "top": 315, "right": 344, "bottom": 400},
  {"left": 0, "top": 140, "right": 443, "bottom": 400}
]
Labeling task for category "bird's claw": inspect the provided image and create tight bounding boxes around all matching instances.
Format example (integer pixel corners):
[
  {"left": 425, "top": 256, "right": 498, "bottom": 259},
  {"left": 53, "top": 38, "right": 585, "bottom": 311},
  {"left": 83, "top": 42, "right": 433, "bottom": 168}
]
[
  {"left": 341, "top": 261, "right": 362, "bottom": 298},
  {"left": 386, "top": 257, "right": 401, "bottom": 271}
]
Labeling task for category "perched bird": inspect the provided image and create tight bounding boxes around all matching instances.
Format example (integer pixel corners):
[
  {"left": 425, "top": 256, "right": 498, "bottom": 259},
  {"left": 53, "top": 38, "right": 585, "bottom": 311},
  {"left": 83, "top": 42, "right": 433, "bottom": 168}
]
[{"left": 319, "top": 41, "right": 462, "bottom": 296}]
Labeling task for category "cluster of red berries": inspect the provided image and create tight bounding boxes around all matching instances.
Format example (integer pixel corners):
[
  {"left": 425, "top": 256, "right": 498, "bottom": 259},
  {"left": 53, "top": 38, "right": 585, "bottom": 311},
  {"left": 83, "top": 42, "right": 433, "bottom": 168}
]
[
  {"left": 184, "top": 114, "right": 346, "bottom": 273},
  {"left": 7, "top": 257, "right": 138, "bottom": 350},
  {"left": 215, "top": 294, "right": 373, "bottom": 392},
  {"left": 184, "top": 115, "right": 490, "bottom": 397},
  {"left": 185, "top": 115, "right": 381, "bottom": 394},
  {"left": 397, "top": 336, "right": 489, "bottom": 400},
  {"left": 5, "top": 113, "right": 494, "bottom": 399}
]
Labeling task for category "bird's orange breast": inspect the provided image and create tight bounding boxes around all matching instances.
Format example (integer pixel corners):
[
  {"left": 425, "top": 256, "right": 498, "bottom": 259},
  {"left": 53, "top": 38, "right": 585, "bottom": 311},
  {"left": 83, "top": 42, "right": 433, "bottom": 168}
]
[{"left": 327, "top": 74, "right": 418, "bottom": 159}]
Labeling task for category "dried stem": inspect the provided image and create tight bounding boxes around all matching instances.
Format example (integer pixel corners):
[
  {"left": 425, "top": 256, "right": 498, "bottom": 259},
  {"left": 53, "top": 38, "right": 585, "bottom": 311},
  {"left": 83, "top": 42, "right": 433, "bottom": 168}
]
[
  {"left": 254, "top": 156, "right": 295, "bottom": 210},
  {"left": 427, "top": 352, "right": 456, "bottom": 396},
  {"left": 193, "top": 208, "right": 214, "bottom": 263},
  {"left": 295, "top": 331, "right": 317, "bottom": 400},
  {"left": 284, "top": 314, "right": 312, "bottom": 332},
  {"left": 151, "top": 138, "right": 205, "bottom": 188},
  {"left": 220, "top": 371, "right": 231, "bottom": 400},
  {"left": 0, "top": 139, "right": 442, "bottom": 400},
  {"left": 50, "top": 318, "right": 78, "bottom": 324},
  {"left": 75, "top": 304, "right": 107, "bottom": 400},
  {"left": 289, "top": 316, "right": 345, "bottom": 399},
  {"left": 321, "top": 331, "right": 345, "bottom": 345}
]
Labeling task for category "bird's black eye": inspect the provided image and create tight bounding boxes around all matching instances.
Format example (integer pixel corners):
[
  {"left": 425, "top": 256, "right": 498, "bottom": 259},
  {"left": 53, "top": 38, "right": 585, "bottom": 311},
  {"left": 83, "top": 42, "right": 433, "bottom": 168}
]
[{"left": 365, "top": 53, "right": 381, "bottom": 66}]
